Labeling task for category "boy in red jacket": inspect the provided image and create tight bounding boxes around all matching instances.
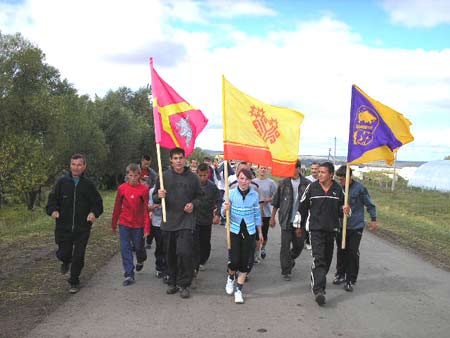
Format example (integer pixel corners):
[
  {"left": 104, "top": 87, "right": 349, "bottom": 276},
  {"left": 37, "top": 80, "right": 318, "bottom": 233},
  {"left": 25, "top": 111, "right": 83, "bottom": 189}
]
[{"left": 112, "top": 163, "right": 150, "bottom": 286}]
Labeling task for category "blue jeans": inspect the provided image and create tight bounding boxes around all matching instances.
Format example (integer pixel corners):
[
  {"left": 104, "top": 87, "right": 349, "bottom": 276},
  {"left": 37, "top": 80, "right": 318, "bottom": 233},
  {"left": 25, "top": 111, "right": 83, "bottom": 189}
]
[{"left": 119, "top": 225, "right": 147, "bottom": 278}]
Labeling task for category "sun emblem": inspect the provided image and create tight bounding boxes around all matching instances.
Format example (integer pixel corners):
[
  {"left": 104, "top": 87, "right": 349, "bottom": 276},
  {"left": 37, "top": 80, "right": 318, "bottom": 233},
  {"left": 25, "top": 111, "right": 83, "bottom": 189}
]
[{"left": 249, "top": 105, "right": 280, "bottom": 144}]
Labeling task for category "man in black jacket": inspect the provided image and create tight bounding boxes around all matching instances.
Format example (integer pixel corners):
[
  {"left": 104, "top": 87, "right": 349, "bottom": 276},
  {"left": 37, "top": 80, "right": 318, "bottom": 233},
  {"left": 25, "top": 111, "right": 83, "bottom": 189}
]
[
  {"left": 270, "top": 160, "right": 310, "bottom": 281},
  {"left": 300, "top": 162, "right": 350, "bottom": 306},
  {"left": 153, "top": 147, "right": 204, "bottom": 299},
  {"left": 46, "top": 154, "right": 103, "bottom": 294}
]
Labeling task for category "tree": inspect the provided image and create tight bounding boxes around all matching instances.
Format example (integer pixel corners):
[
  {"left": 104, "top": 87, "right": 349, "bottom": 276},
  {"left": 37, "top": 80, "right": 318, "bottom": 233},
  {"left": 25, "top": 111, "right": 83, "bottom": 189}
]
[{"left": 445, "top": 156, "right": 450, "bottom": 160}]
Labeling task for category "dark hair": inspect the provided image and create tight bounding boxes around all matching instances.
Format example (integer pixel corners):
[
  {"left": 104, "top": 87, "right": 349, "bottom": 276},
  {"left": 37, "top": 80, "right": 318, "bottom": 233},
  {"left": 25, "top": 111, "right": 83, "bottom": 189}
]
[
  {"left": 319, "top": 161, "right": 335, "bottom": 175},
  {"left": 336, "top": 165, "right": 352, "bottom": 177},
  {"left": 198, "top": 163, "right": 209, "bottom": 172},
  {"left": 126, "top": 163, "right": 141, "bottom": 173},
  {"left": 142, "top": 154, "right": 151, "bottom": 161},
  {"left": 311, "top": 161, "right": 319, "bottom": 166},
  {"left": 170, "top": 147, "right": 185, "bottom": 158},
  {"left": 295, "top": 159, "right": 301, "bottom": 168},
  {"left": 71, "top": 153, "right": 86, "bottom": 165},
  {"left": 238, "top": 168, "right": 253, "bottom": 180},
  {"left": 203, "top": 156, "right": 211, "bottom": 161}
]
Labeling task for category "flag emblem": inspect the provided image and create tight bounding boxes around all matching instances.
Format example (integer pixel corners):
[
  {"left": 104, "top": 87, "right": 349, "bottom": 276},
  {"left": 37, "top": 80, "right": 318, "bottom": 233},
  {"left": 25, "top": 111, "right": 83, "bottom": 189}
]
[
  {"left": 249, "top": 105, "right": 280, "bottom": 144},
  {"left": 353, "top": 105, "right": 380, "bottom": 146}
]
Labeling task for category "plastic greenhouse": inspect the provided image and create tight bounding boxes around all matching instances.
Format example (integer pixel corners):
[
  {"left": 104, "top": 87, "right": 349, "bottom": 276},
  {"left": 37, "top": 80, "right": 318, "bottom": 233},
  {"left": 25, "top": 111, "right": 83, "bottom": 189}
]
[{"left": 408, "top": 160, "right": 450, "bottom": 192}]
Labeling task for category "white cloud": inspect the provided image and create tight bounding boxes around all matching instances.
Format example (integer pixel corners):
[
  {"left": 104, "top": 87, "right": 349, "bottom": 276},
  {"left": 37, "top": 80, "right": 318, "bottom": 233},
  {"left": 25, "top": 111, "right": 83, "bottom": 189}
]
[
  {"left": 1, "top": 0, "right": 450, "bottom": 161},
  {"left": 381, "top": 0, "right": 450, "bottom": 28}
]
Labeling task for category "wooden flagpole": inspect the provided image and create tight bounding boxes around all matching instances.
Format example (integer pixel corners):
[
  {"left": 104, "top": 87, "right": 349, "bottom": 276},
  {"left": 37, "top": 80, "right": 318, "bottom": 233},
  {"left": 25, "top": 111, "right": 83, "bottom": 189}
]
[
  {"left": 341, "top": 165, "right": 351, "bottom": 249},
  {"left": 222, "top": 75, "right": 231, "bottom": 249},
  {"left": 156, "top": 143, "right": 167, "bottom": 222}
]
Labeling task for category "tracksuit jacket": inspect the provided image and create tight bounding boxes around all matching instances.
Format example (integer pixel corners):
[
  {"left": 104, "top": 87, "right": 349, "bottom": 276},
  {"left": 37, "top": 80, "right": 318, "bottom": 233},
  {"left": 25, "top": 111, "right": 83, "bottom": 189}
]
[{"left": 344, "top": 180, "right": 376, "bottom": 230}]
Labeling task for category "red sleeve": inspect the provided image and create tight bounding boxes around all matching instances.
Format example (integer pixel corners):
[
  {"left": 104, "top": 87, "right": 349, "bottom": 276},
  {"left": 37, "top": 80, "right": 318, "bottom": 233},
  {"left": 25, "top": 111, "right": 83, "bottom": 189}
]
[
  {"left": 111, "top": 186, "right": 123, "bottom": 231},
  {"left": 143, "top": 186, "right": 151, "bottom": 235}
]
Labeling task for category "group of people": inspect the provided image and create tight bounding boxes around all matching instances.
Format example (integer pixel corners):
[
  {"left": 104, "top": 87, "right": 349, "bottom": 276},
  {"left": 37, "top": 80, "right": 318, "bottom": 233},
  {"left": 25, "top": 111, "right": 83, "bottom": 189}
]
[{"left": 46, "top": 149, "right": 377, "bottom": 307}]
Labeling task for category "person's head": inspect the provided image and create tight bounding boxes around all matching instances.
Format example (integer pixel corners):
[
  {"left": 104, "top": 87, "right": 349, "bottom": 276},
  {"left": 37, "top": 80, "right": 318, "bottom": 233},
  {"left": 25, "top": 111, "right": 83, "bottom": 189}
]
[
  {"left": 203, "top": 157, "right": 212, "bottom": 166},
  {"left": 170, "top": 147, "right": 186, "bottom": 173},
  {"left": 236, "top": 161, "right": 249, "bottom": 175},
  {"left": 141, "top": 154, "right": 151, "bottom": 169},
  {"left": 70, "top": 154, "right": 86, "bottom": 178},
  {"left": 197, "top": 163, "right": 209, "bottom": 184},
  {"left": 318, "top": 161, "right": 334, "bottom": 184},
  {"left": 237, "top": 168, "right": 253, "bottom": 191},
  {"left": 310, "top": 162, "right": 319, "bottom": 179},
  {"left": 257, "top": 165, "right": 268, "bottom": 178},
  {"left": 293, "top": 159, "right": 302, "bottom": 178},
  {"left": 335, "top": 165, "right": 352, "bottom": 187},
  {"left": 190, "top": 159, "right": 198, "bottom": 165},
  {"left": 190, "top": 164, "right": 198, "bottom": 174},
  {"left": 126, "top": 163, "right": 141, "bottom": 185}
]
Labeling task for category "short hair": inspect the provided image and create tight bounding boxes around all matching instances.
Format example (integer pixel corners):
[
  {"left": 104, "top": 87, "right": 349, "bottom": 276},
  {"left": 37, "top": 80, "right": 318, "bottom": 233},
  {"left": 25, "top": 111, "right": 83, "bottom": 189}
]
[
  {"left": 311, "top": 161, "right": 319, "bottom": 166},
  {"left": 295, "top": 159, "right": 301, "bottom": 168},
  {"left": 170, "top": 147, "right": 185, "bottom": 158},
  {"left": 141, "top": 154, "right": 151, "bottom": 161},
  {"left": 126, "top": 163, "right": 141, "bottom": 173},
  {"left": 203, "top": 156, "right": 211, "bottom": 161},
  {"left": 238, "top": 168, "right": 253, "bottom": 180},
  {"left": 336, "top": 165, "right": 352, "bottom": 177},
  {"left": 71, "top": 153, "right": 86, "bottom": 165},
  {"left": 198, "top": 163, "right": 209, "bottom": 172},
  {"left": 319, "top": 161, "right": 335, "bottom": 175}
]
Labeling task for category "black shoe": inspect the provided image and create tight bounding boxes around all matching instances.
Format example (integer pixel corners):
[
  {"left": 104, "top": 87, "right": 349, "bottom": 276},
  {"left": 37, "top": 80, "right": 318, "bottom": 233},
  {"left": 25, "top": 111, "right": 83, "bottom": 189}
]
[
  {"left": 145, "top": 243, "right": 152, "bottom": 249},
  {"left": 60, "top": 262, "right": 70, "bottom": 275},
  {"left": 344, "top": 282, "right": 354, "bottom": 292},
  {"left": 166, "top": 285, "right": 179, "bottom": 294},
  {"left": 315, "top": 291, "right": 326, "bottom": 306},
  {"left": 282, "top": 273, "right": 292, "bottom": 281},
  {"left": 156, "top": 271, "right": 163, "bottom": 278},
  {"left": 136, "top": 263, "right": 144, "bottom": 272},
  {"left": 69, "top": 284, "right": 79, "bottom": 294},
  {"left": 333, "top": 275, "right": 345, "bottom": 285},
  {"left": 162, "top": 275, "right": 170, "bottom": 284},
  {"left": 180, "top": 287, "right": 190, "bottom": 299},
  {"left": 122, "top": 276, "right": 135, "bottom": 286}
]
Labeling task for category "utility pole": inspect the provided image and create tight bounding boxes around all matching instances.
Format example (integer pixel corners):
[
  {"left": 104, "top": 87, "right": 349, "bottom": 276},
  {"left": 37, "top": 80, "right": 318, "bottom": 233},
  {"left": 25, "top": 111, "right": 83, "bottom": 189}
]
[
  {"left": 334, "top": 136, "right": 337, "bottom": 166},
  {"left": 328, "top": 148, "right": 331, "bottom": 161}
]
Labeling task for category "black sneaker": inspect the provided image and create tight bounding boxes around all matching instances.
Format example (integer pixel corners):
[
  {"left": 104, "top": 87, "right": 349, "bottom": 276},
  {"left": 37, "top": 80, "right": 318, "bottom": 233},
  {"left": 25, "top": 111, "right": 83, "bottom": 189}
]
[
  {"left": 260, "top": 248, "right": 266, "bottom": 259},
  {"left": 344, "top": 282, "right": 354, "bottom": 292},
  {"left": 136, "top": 263, "right": 144, "bottom": 272},
  {"left": 180, "top": 287, "right": 190, "bottom": 299},
  {"left": 163, "top": 275, "right": 170, "bottom": 284},
  {"left": 156, "top": 271, "right": 163, "bottom": 278},
  {"left": 166, "top": 285, "right": 179, "bottom": 294},
  {"left": 69, "top": 284, "right": 79, "bottom": 294},
  {"left": 60, "top": 262, "right": 70, "bottom": 275},
  {"left": 333, "top": 275, "right": 345, "bottom": 285},
  {"left": 122, "top": 276, "right": 135, "bottom": 286},
  {"left": 282, "top": 274, "right": 292, "bottom": 281},
  {"left": 315, "top": 291, "right": 326, "bottom": 306}
]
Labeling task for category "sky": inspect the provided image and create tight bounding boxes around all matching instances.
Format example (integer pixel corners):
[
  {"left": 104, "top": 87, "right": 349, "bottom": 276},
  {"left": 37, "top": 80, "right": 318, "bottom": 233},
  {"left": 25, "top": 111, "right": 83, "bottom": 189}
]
[{"left": 1, "top": 0, "right": 450, "bottom": 162}]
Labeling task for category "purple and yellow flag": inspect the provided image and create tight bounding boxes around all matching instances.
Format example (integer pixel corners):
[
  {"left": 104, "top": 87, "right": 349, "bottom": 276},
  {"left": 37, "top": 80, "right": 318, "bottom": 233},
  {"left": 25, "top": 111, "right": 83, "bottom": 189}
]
[
  {"left": 347, "top": 85, "right": 414, "bottom": 166},
  {"left": 150, "top": 58, "right": 208, "bottom": 157}
]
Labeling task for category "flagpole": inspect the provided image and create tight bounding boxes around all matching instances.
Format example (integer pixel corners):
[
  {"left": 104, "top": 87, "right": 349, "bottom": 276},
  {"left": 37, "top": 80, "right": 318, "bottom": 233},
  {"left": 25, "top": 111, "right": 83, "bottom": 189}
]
[
  {"left": 222, "top": 75, "right": 231, "bottom": 249},
  {"left": 156, "top": 143, "right": 167, "bottom": 222},
  {"left": 391, "top": 151, "right": 398, "bottom": 192},
  {"left": 341, "top": 164, "right": 351, "bottom": 249}
]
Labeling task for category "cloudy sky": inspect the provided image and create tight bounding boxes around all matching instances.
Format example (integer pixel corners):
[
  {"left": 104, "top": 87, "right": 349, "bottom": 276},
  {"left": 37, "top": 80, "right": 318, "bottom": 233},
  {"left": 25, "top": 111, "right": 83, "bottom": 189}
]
[{"left": 1, "top": 0, "right": 450, "bottom": 161}]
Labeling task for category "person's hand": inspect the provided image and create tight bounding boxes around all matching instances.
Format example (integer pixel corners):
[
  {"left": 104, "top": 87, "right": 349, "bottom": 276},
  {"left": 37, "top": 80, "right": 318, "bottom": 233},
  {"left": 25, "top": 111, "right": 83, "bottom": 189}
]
[
  {"left": 257, "top": 233, "right": 264, "bottom": 245},
  {"left": 343, "top": 205, "right": 351, "bottom": 216},
  {"left": 87, "top": 212, "right": 96, "bottom": 223},
  {"left": 144, "top": 231, "right": 150, "bottom": 238},
  {"left": 112, "top": 228, "right": 117, "bottom": 236},
  {"left": 51, "top": 211, "right": 60, "bottom": 219},
  {"left": 213, "top": 214, "right": 220, "bottom": 224},
  {"left": 368, "top": 221, "right": 377, "bottom": 231},
  {"left": 158, "top": 189, "right": 167, "bottom": 198},
  {"left": 269, "top": 217, "right": 276, "bottom": 228},
  {"left": 184, "top": 202, "right": 194, "bottom": 213},
  {"left": 295, "top": 227, "right": 302, "bottom": 238},
  {"left": 264, "top": 197, "right": 272, "bottom": 203},
  {"left": 223, "top": 202, "right": 230, "bottom": 212}
]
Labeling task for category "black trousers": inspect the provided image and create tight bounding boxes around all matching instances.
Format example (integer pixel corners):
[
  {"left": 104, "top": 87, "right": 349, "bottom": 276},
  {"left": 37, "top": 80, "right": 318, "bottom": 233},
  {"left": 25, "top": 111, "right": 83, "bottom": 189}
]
[
  {"left": 193, "top": 224, "right": 212, "bottom": 269},
  {"left": 310, "top": 230, "right": 335, "bottom": 294},
  {"left": 151, "top": 225, "right": 166, "bottom": 274},
  {"left": 228, "top": 232, "right": 255, "bottom": 273},
  {"left": 280, "top": 225, "right": 305, "bottom": 275},
  {"left": 163, "top": 229, "right": 194, "bottom": 288},
  {"left": 335, "top": 228, "right": 363, "bottom": 283},
  {"left": 55, "top": 230, "right": 91, "bottom": 285}
]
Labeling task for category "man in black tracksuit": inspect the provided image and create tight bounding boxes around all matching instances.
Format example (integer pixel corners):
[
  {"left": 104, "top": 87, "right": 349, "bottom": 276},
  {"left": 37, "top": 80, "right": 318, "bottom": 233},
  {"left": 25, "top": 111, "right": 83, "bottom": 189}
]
[
  {"left": 300, "top": 161, "right": 349, "bottom": 306},
  {"left": 153, "top": 147, "right": 204, "bottom": 299},
  {"left": 46, "top": 154, "right": 103, "bottom": 294},
  {"left": 194, "top": 163, "right": 221, "bottom": 272}
]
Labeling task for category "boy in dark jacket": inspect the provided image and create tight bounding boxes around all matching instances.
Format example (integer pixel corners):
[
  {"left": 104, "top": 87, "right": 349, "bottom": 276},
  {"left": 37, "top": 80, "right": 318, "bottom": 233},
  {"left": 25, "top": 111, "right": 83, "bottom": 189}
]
[
  {"left": 300, "top": 162, "right": 350, "bottom": 306},
  {"left": 194, "top": 163, "right": 221, "bottom": 273},
  {"left": 153, "top": 147, "right": 204, "bottom": 299},
  {"left": 46, "top": 154, "right": 103, "bottom": 294}
]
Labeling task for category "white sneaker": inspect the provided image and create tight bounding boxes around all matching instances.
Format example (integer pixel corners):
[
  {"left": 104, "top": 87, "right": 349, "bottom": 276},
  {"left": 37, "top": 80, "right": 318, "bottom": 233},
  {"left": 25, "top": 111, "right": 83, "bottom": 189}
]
[
  {"left": 234, "top": 289, "right": 244, "bottom": 304},
  {"left": 225, "top": 276, "right": 235, "bottom": 295},
  {"left": 306, "top": 243, "right": 312, "bottom": 250}
]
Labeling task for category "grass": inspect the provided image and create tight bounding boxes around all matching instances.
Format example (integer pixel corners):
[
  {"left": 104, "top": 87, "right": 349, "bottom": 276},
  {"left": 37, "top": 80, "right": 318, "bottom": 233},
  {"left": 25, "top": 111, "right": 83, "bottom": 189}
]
[
  {"left": 0, "top": 190, "right": 119, "bottom": 338},
  {"left": 363, "top": 180, "right": 450, "bottom": 270}
]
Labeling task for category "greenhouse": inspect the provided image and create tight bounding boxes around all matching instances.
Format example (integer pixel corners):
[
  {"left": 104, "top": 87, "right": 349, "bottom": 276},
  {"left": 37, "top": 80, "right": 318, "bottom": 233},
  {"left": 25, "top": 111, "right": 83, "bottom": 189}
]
[{"left": 408, "top": 160, "right": 450, "bottom": 192}]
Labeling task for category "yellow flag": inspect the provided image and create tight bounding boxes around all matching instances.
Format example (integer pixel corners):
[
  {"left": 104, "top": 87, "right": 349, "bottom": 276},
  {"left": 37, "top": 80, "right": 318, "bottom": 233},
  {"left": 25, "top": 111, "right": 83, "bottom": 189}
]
[{"left": 223, "top": 76, "right": 304, "bottom": 177}]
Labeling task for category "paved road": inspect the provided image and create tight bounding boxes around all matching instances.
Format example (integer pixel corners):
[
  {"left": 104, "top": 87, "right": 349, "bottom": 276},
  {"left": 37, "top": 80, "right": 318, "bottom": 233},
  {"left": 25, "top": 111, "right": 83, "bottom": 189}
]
[{"left": 27, "top": 225, "right": 450, "bottom": 338}]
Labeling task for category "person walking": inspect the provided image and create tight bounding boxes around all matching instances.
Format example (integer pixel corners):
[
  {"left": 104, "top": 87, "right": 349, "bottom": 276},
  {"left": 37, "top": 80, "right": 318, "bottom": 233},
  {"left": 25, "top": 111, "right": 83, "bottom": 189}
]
[{"left": 46, "top": 154, "right": 103, "bottom": 294}]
